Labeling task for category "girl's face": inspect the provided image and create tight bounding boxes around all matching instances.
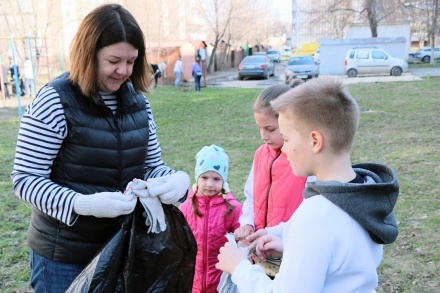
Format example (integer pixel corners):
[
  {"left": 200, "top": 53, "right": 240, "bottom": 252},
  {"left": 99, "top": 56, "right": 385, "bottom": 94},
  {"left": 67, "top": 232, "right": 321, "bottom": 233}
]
[
  {"left": 197, "top": 171, "right": 224, "bottom": 196},
  {"left": 254, "top": 111, "right": 284, "bottom": 149},
  {"left": 96, "top": 42, "right": 138, "bottom": 92}
]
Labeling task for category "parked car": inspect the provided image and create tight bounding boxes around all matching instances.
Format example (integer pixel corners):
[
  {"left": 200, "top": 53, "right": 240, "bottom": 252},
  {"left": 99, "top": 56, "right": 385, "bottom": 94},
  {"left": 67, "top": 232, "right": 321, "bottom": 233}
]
[
  {"left": 284, "top": 55, "right": 319, "bottom": 83},
  {"left": 314, "top": 48, "right": 320, "bottom": 64},
  {"left": 253, "top": 52, "right": 267, "bottom": 56},
  {"left": 414, "top": 46, "right": 440, "bottom": 63},
  {"left": 267, "top": 50, "right": 281, "bottom": 63},
  {"left": 238, "top": 55, "right": 275, "bottom": 80},
  {"left": 344, "top": 47, "right": 408, "bottom": 78}
]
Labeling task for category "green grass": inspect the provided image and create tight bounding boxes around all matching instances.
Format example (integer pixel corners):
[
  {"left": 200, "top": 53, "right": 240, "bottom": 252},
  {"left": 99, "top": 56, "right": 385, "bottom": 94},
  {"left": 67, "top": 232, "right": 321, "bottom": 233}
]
[{"left": 1, "top": 78, "right": 439, "bottom": 292}]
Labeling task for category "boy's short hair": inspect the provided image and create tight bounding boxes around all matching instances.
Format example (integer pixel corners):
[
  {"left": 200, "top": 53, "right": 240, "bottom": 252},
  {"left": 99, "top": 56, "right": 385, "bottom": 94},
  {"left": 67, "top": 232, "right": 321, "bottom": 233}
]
[
  {"left": 253, "top": 84, "right": 293, "bottom": 117},
  {"left": 271, "top": 77, "right": 359, "bottom": 154}
]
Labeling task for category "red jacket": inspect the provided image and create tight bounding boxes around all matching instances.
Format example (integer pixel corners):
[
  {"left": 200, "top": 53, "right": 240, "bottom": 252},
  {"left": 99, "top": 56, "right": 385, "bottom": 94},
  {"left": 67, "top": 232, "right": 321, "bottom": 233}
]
[
  {"left": 253, "top": 144, "right": 307, "bottom": 230},
  {"left": 179, "top": 190, "right": 242, "bottom": 293}
]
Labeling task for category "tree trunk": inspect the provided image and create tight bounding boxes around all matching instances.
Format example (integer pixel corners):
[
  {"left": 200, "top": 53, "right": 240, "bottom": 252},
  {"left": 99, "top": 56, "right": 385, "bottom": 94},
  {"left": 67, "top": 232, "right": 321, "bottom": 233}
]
[{"left": 367, "top": 0, "right": 378, "bottom": 37}]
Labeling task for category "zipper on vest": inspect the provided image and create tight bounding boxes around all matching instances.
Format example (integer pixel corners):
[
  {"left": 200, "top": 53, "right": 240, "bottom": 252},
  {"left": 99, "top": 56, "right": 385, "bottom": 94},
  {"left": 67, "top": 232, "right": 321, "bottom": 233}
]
[
  {"left": 264, "top": 149, "right": 282, "bottom": 227},
  {"left": 112, "top": 115, "right": 123, "bottom": 190}
]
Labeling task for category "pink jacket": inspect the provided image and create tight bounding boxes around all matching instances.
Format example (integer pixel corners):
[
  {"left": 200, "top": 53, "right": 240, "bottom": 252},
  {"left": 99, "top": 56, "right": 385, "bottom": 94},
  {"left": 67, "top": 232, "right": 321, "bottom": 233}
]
[
  {"left": 253, "top": 144, "right": 307, "bottom": 230},
  {"left": 179, "top": 190, "right": 242, "bottom": 293}
]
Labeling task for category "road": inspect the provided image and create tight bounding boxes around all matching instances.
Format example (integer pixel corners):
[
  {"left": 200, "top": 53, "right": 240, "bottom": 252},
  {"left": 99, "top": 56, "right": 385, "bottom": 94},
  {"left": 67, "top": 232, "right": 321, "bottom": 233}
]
[{"left": 211, "top": 62, "right": 440, "bottom": 88}]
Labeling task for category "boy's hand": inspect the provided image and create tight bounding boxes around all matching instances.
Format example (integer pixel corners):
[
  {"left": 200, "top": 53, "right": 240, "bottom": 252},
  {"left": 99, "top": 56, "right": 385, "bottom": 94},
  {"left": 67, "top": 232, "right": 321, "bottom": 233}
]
[
  {"left": 256, "top": 235, "right": 283, "bottom": 262},
  {"left": 246, "top": 229, "right": 268, "bottom": 251},
  {"left": 234, "top": 225, "right": 254, "bottom": 242},
  {"left": 216, "top": 242, "right": 249, "bottom": 275}
]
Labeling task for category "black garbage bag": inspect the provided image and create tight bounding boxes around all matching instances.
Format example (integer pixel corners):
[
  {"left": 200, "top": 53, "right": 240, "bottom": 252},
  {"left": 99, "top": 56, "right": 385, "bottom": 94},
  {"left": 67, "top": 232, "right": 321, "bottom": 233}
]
[{"left": 66, "top": 203, "right": 197, "bottom": 293}]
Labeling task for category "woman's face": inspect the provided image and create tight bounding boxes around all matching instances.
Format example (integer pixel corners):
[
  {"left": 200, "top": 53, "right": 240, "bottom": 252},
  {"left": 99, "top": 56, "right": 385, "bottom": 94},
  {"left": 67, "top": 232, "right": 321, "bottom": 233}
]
[{"left": 95, "top": 42, "right": 138, "bottom": 92}]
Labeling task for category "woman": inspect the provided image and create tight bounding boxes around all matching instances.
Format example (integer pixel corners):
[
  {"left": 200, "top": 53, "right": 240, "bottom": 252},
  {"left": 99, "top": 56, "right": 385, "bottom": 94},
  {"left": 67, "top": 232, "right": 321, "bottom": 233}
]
[
  {"left": 11, "top": 4, "right": 190, "bottom": 292},
  {"left": 191, "top": 58, "right": 202, "bottom": 92}
]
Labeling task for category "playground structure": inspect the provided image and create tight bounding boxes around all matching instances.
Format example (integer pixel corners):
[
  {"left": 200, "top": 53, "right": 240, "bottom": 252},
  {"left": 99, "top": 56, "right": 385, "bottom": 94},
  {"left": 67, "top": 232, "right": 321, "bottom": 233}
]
[{"left": 0, "top": 35, "right": 52, "bottom": 116}]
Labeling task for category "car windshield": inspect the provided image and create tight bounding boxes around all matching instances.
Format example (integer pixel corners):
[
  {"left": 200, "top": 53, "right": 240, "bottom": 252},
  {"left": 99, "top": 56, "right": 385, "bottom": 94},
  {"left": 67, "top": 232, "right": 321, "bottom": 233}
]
[
  {"left": 268, "top": 50, "right": 279, "bottom": 54},
  {"left": 242, "top": 57, "right": 264, "bottom": 64},
  {"left": 288, "top": 56, "right": 314, "bottom": 65}
]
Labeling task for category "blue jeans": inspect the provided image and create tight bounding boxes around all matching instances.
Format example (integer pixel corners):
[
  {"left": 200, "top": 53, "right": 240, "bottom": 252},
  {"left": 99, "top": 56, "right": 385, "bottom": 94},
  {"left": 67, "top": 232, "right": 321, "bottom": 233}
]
[
  {"left": 174, "top": 71, "right": 181, "bottom": 87},
  {"left": 194, "top": 74, "right": 201, "bottom": 91},
  {"left": 30, "top": 248, "right": 85, "bottom": 293}
]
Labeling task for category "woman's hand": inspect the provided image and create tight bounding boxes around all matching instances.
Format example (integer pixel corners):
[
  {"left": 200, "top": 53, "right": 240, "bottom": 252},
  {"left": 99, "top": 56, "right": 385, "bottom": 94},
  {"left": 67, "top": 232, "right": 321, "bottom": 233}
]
[
  {"left": 256, "top": 235, "right": 283, "bottom": 262},
  {"left": 216, "top": 242, "right": 249, "bottom": 275}
]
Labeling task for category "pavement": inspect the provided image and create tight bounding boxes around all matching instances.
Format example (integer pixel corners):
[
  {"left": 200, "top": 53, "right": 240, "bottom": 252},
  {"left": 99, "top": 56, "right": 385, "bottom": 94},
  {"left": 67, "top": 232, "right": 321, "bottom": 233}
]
[{"left": 204, "top": 68, "right": 424, "bottom": 88}]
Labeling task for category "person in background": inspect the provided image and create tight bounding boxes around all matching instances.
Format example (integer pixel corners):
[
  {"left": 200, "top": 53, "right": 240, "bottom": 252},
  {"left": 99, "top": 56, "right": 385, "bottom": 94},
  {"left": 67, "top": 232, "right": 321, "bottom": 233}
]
[
  {"left": 179, "top": 145, "right": 242, "bottom": 293},
  {"left": 158, "top": 60, "right": 167, "bottom": 86},
  {"left": 11, "top": 4, "right": 190, "bottom": 292},
  {"left": 197, "top": 41, "right": 208, "bottom": 87},
  {"left": 0, "top": 63, "right": 10, "bottom": 99},
  {"left": 174, "top": 56, "right": 183, "bottom": 87},
  {"left": 24, "top": 56, "right": 35, "bottom": 97},
  {"left": 8, "top": 56, "right": 21, "bottom": 96},
  {"left": 234, "top": 85, "right": 307, "bottom": 247},
  {"left": 150, "top": 63, "right": 161, "bottom": 87},
  {"left": 191, "top": 57, "right": 202, "bottom": 92},
  {"left": 217, "top": 77, "right": 399, "bottom": 292}
]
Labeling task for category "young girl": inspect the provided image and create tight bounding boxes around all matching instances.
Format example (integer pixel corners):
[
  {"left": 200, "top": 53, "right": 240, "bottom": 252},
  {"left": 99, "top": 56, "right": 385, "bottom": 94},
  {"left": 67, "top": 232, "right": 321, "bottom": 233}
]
[
  {"left": 234, "top": 84, "right": 308, "bottom": 244},
  {"left": 179, "top": 144, "right": 242, "bottom": 293}
]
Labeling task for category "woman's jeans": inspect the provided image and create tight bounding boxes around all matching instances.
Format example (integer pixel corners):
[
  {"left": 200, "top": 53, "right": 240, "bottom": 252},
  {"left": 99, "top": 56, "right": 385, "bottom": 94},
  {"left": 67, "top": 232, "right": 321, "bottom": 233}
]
[
  {"left": 30, "top": 248, "right": 85, "bottom": 293},
  {"left": 174, "top": 71, "right": 181, "bottom": 87},
  {"left": 194, "top": 75, "right": 201, "bottom": 91}
]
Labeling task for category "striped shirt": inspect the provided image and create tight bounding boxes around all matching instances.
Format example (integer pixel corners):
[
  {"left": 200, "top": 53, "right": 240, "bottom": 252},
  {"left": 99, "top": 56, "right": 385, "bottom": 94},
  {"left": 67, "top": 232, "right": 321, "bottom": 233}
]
[{"left": 11, "top": 85, "right": 175, "bottom": 225}]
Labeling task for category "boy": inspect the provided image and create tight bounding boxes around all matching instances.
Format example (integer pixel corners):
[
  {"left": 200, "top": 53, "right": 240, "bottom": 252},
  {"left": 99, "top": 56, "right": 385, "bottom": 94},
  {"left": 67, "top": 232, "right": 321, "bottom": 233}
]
[{"left": 216, "top": 77, "right": 399, "bottom": 292}]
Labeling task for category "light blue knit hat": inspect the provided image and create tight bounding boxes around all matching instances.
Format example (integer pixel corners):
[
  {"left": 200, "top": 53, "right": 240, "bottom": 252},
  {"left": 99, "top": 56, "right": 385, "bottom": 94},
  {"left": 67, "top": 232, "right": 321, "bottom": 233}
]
[{"left": 195, "top": 144, "right": 229, "bottom": 188}]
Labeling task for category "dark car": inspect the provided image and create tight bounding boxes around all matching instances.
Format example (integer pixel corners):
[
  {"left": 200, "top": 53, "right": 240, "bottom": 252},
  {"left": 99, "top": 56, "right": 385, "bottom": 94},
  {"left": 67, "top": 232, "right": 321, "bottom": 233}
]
[
  {"left": 284, "top": 55, "right": 318, "bottom": 82},
  {"left": 238, "top": 55, "right": 275, "bottom": 80}
]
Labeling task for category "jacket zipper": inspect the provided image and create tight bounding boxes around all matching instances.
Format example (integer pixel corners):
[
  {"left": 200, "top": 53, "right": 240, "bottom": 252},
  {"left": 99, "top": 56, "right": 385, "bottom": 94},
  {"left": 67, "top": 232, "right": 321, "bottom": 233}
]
[
  {"left": 202, "top": 197, "right": 210, "bottom": 292},
  {"left": 264, "top": 149, "right": 281, "bottom": 227}
]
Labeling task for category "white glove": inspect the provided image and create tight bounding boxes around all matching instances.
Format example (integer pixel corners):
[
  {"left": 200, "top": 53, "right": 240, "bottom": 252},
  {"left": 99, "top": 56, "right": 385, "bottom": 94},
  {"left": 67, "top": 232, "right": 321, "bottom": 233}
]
[
  {"left": 140, "top": 172, "right": 190, "bottom": 204},
  {"left": 139, "top": 196, "right": 166, "bottom": 233},
  {"left": 125, "top": 178, "right": 151, "bottom": 198},
  {"left": 125, "top": 179, "right": 166, "bottom": 233},
  {"left": 73, "top": 191, "right": 136, "bottom": 218}
]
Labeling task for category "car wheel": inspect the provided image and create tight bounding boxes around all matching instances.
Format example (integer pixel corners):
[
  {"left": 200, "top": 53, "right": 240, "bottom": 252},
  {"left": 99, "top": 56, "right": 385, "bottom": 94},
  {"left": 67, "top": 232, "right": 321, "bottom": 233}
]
[
  {"left": 238, "top": 75, "right": 243, "bottom": 80},
  {"left": 347, "top": 69, "right": 357, "bottom": 78},
  {"left": 391, "top": 67, "right": 402, "bottom": 76},
  {"left": 422, "top": 56, "right": 430, "bottom": 63},
  {"left": 265, "top": 70, "right": 270, "bottom": 80}
]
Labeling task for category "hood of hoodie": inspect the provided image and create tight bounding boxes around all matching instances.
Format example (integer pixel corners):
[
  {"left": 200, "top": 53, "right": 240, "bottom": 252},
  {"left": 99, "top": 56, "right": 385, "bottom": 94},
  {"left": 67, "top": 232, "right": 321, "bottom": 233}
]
[{"left": 303, "top": 163, "right": 399, "bottom": 244}]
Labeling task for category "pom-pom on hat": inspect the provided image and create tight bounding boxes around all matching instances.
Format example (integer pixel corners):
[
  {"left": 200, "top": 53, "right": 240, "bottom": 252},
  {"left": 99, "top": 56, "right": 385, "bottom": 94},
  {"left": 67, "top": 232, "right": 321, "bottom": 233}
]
[{"left": 195, "top": 144, "right": 229, "bottom": 186}]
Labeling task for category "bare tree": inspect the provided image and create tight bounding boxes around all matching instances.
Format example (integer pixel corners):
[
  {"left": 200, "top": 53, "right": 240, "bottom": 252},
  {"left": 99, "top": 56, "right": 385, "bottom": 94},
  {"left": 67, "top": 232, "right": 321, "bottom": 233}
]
[
  {"left": 302, "top": 0, "right": 405, "bottom": 38},
  {"left": 400, "top": 0, "right": 440, "bottom": 63},
  {"left": 197, "top": 0, "right": 237, "bottom": 72}
]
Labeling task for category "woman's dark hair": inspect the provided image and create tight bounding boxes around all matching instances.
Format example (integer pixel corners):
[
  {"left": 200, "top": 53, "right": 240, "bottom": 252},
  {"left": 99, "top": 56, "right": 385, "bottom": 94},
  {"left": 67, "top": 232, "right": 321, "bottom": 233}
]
[
  {"left": 191, "top": 189, "right": 235, "bottom": 217},
  {"left": 69, "top": 4, "right": 150, "bottom": 96}
]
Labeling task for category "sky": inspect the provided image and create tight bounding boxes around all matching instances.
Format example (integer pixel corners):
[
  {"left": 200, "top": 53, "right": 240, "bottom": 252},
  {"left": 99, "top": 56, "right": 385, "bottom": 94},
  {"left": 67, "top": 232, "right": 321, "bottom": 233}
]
[{"left": 272, "top": 0, "right": 292, "bottom": 23}]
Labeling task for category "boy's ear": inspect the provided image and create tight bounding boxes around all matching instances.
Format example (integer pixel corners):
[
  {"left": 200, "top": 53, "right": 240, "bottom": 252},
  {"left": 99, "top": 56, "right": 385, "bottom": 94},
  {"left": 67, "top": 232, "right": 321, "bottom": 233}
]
[{"left": 310, "top": 130, "right": 324, "bottom": 154}]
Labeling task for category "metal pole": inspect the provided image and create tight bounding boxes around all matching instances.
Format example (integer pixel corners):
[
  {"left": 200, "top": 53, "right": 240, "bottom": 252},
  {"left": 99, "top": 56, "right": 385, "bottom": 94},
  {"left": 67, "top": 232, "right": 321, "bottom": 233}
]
[
  {"left": 27, "top": 36, "right": 37, "bottom": 97},
  {"left": 10, "top": 33, "right": 23, "bottom": 117}
]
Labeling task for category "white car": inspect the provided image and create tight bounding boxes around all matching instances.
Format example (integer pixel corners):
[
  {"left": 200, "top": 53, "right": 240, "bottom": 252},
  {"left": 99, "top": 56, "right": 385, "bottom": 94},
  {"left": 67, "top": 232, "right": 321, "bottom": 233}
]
[
  {"left": 314, "top": 49, "right": 320, "bottom": 64},
  {"left": 414, "top": 46, "right": 440, "bottom": 63},
  {"left": 344, "top": 47, "right": 408, "bottom": 78}
]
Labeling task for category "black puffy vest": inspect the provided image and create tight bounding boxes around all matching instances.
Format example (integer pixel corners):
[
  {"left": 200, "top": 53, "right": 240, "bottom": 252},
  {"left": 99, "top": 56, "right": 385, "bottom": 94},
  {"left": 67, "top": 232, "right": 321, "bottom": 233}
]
[{"left": 28, "top": 73, "right": 150, "bottom": 264}]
